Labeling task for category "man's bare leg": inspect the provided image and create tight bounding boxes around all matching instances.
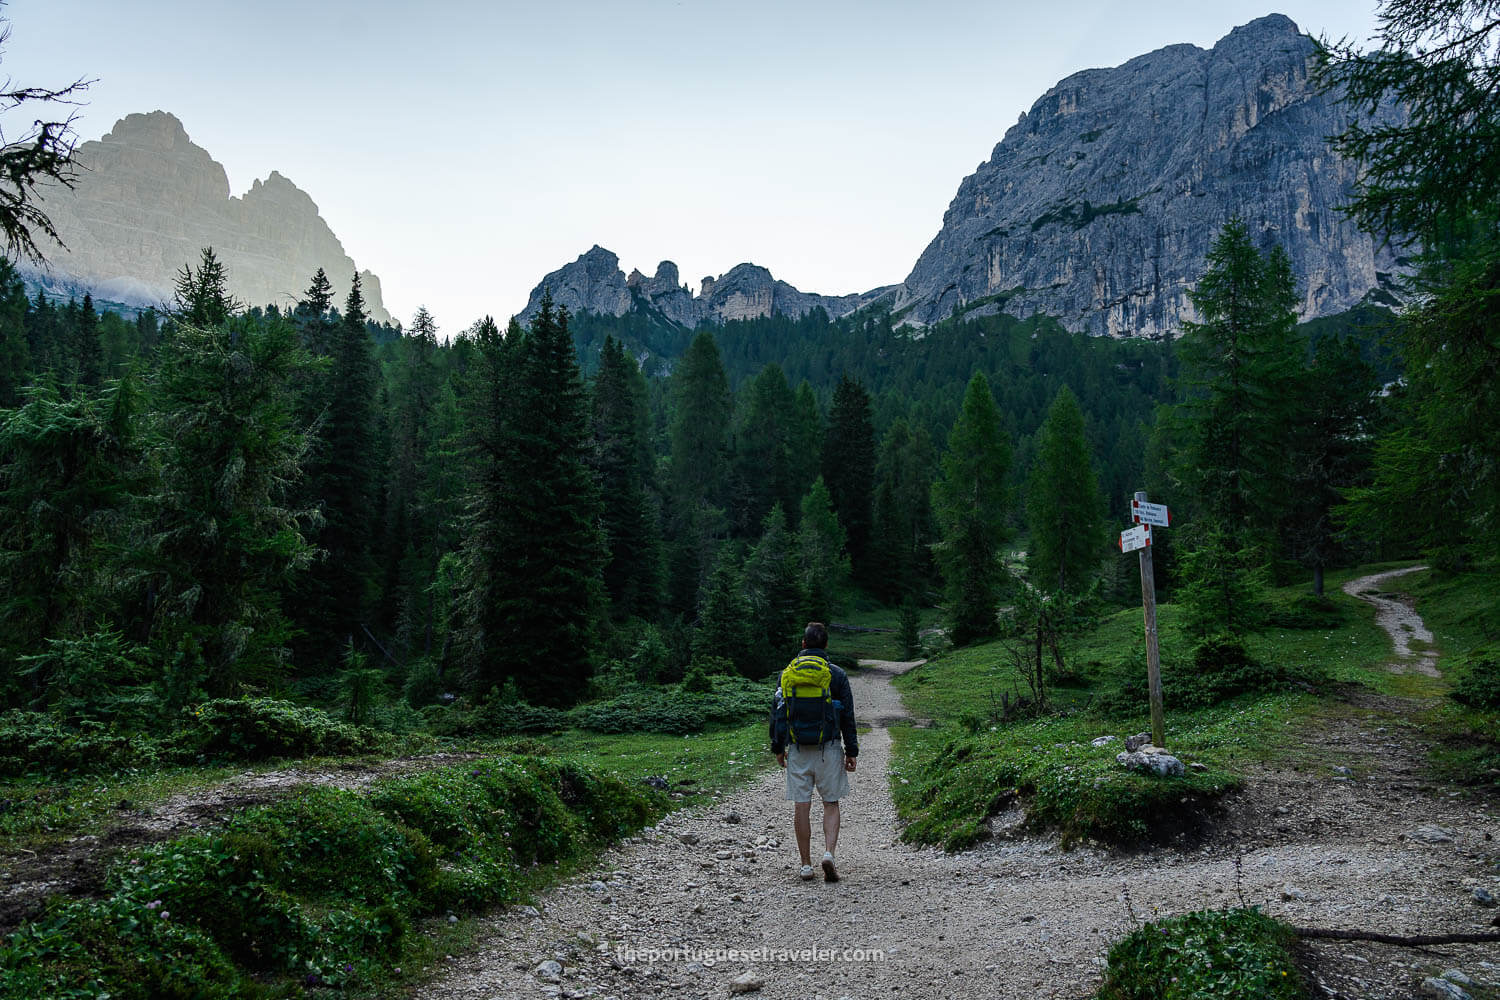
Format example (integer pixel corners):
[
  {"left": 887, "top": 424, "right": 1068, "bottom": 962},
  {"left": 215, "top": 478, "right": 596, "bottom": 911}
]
[
  {"left": 822, "top": 800, "right": 841, "bottom": 856},
  {"left": 793, "top": 801, "right": 813, "bottom": 865}
]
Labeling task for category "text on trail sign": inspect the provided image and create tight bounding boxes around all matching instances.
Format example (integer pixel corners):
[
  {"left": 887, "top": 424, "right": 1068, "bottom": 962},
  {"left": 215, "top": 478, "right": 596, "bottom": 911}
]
[
  {"left": 1131, "top": 500, "right": 1171, "bottom": 527},
  {"left": 1119, "top": 523, "right": 1152, "bottom": 553}
]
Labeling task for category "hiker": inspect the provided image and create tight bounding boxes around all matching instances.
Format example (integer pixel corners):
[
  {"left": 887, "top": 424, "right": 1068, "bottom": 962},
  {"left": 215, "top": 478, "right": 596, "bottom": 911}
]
[{"left": 770, "top": 622, "right": 858, "bottom": 882}]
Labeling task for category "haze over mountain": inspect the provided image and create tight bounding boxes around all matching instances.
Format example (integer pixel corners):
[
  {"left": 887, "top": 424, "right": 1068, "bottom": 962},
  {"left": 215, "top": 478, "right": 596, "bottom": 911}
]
[
  {"left": 26, "top": 111, "right": 390, "bottom": 322},
  {"left": 526, "top": 14, "right": 1401, "bottom": 339}
]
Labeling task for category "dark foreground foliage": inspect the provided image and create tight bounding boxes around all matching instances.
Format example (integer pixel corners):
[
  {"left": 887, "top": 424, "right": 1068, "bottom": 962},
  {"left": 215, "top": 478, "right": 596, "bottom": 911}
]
[
  {"left": 0, "top": 755, "right": 664, "bottom": 998},
  {"left": 1097, "top": 908, "right": 1305, "bottom": 999}
]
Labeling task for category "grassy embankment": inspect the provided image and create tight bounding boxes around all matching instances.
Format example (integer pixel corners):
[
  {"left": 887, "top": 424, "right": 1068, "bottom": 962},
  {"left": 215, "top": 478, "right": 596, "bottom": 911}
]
[
  {"left": 887, "top": 559, "right": 1500, "bottom": 1000},
  {"left": 0, "top": 679, "right": 774, "bottom": 998},
  {"left": 887, "top": 561, "right": 1452, "bottom": 852}
]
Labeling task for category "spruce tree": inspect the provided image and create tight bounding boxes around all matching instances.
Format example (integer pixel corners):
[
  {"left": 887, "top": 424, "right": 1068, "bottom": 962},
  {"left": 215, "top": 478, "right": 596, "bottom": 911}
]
[
  {"left": 932, "top": 372, "right": 1011, "bottom": 645},
  {"left": 591, "top": 335, "right": 664, "bottom": 620},
  {"left": 798, "top": 477, "right": 850, "bottom": 623},
  {"left": 787, "top": 381, "right": 822, "bottom": 527},
  {"left": 1165, "top": 220, "right": 1301, "bottom": 635},
  {"left": 381, "top": 306, "right": 442, "bottom": 634},
  {"left": 692, "top": 551, "right": 755, "bottom": 675},
  {"left": 143, "top": 312, "right": 314, "bottom": 692},
  {"left": 0, "top": 258, "right": 29, "bottom": 407},
  {"left": 171, "top": 247, "right": 235, "bottom": 329},
  {"left": 299, "top": 271, "right": 380, "bottom": 661},
  {"left": 744, "top": 504, "right": 803, "bottom": 663},
  {"left": 821, "top": 374, "right": 876, "bottom": 572},
  {"left": 731, "top": 363, "right": 797, "bottom": 537},
  {"left": 455, "top": 298, "right": 605, "bottom": 704},
  {"left": 1026, "top": 385, "right": 1107, "bottom": 594},
  {"left": 73, "top": 293, "right": 102, "bottom": 387},
  {"left": 870, "top": 418, "right": 937, "bottom": 602},
  {"left": 665, "top": 331, "right": 731, "bottom": 612}
]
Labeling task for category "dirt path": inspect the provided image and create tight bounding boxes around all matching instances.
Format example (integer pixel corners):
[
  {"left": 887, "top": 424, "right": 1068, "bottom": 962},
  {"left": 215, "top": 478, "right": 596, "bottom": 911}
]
[
  {"left": 1343, "top": 566, "right": 1440, "bottom": 676},
  {"left": 415, "top": 650, "right": 1500, "bottom": 1000}
]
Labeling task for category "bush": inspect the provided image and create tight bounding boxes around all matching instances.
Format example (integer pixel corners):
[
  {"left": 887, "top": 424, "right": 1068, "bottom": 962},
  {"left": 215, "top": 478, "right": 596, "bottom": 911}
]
[
  {"left": 1097, "top": 908, "right": 1305, "bottom": 999},
  {"left": 182, "top": 697, "right": 378, "bottom": 762},
  {"left": 1097, "top": 634, "right": 1313, "bottom": 714},
  {"left": 1452, "top": 643, "right": 1500, "bottom": 709},
  {"left": 893, "top": 728, "right": 1239, "bottom": 851},
  {"left": 401, "top": 656, "right": 445, "bottom": 707},
  {"left": 569, "top": 676, "right": 766, "bottom": 735},
  {"left": 1264, "top": 593, "right": 1347, "bottom": 630},
  {"left": 0, "top": 710, "right": 155, "bottom": 777}
]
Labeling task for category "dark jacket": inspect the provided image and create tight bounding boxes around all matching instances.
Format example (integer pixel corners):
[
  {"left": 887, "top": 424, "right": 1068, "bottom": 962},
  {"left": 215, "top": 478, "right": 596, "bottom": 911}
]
[{"left": 769, "top": 649, "right": 858, "bottom": 758}]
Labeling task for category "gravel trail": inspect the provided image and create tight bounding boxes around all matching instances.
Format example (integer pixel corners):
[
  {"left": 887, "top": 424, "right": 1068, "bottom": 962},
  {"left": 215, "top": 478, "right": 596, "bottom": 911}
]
[
  {"left": 415, "top": 639, "right": 1500, "bottom": 1000},
  {"left": 1343, "top": 566, "right": 1440, "bottom": 676}
]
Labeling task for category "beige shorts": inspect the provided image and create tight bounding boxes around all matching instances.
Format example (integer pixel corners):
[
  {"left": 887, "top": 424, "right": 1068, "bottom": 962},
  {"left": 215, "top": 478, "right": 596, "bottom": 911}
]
[{"left": 785, "top": 741, "right": 852, "bottom": 803}]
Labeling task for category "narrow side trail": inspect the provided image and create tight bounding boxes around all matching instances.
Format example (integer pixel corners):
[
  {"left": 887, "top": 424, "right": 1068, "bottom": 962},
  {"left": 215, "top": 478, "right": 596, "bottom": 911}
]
[
  {"left": 416, "top": 642, "right": 1498, "bottom": 1000},
  {"left": 1343, "top": 566, "right": 1440, "bottom": 676}
]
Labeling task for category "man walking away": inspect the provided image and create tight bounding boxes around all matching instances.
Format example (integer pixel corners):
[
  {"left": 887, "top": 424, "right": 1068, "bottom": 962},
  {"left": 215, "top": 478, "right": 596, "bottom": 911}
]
[{"left": 770, "top": 622, "right": 857, "bottom": 882}]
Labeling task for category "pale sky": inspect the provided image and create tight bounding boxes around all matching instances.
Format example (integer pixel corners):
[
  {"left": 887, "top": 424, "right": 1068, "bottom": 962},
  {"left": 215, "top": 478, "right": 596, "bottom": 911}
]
[{"left": 4, "top": 1, "right": 1382, "bottom": 332}]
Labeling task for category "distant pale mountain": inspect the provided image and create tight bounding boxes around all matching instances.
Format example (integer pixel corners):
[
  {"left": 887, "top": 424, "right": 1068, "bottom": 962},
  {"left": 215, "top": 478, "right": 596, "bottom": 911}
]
[
  {"left": 526, "top": 14, "right": 1402, "bottom": 339},
  {"left": 25, "top": 111, "right": 390, "bottom": 322},
  {"left": 520, "top": 246, "right": 894, "bottom": 327}
]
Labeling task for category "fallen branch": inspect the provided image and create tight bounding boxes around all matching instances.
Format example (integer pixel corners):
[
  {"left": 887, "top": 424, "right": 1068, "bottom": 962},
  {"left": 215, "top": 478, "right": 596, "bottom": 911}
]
[{"left": 1294, "top": 927, "right": 1500, "bottom": 946}]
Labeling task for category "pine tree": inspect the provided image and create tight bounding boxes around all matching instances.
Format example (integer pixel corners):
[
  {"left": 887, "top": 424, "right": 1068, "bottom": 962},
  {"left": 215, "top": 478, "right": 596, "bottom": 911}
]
[
  {"left": 665, "top": 331, "right": 731, "bottom": 612},
  {"left": 798, "top": 477, "right": 850, "bottom": 623},
  {"left": 821, "top": 374, "right": 876, "bottom": 571},
  {"left": 1026, "top": 385, "right": 1107, "bottom": 594},
  {"left": 1165, "top": 220, "right": 1302, "bottom": 635},
  {"left": 869, "top": 418, "right": 937, "bottom": 602},
  {"left": 142, "top": 312, "right": 315, "bottom": 692},
  {"left": 455, "top": 298, "right": 605, "bottom": 704},
  {"left": 298, "top": 271, "right": 380, "bottom": 661},
  {"left": 380, "top": 306, "right": 442, "bottom": 634},
  {"left": 731, "top": 363, "right": 797, "bottom": 536},
  {"left": 932, "top": 372, "right": 1011, "bottom": 645},
  {"left": 1285, "top": 336, "right": 1379, "bottom": 593},
  {"left": 744, "top": 504, "right": 803, "bottom": 663},
  {"left": 71, "top": 293, "right": 102, "bottom": 388},
  {"left": 787, "top": 381, "right": 823, "bottom": 526},
  {"left": 592, "top": 335, "right": 664, "bottom": 619},
  {"left": 294, "top": 266, "right": 337, "bottom": 356},
  {"left": 0, "top": 257, "right": 29, "bottom": 407},
  {"left": 692, "top": 551, "right": 755, "bottom": 675},
  {"left": 172, "top": 247, "right": 235, "bottom": 329}
]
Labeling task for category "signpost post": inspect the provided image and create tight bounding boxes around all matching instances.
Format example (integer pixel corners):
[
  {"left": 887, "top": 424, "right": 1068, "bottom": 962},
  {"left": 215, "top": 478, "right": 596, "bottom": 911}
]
[{"left": 1126, "top": 491, "right": 1167, "bottom": 748}]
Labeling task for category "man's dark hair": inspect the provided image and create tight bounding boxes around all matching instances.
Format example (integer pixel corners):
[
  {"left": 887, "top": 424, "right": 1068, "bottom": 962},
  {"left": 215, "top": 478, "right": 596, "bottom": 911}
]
[{"left": 804, "top": 622, "right": 828, "bottom": 649}]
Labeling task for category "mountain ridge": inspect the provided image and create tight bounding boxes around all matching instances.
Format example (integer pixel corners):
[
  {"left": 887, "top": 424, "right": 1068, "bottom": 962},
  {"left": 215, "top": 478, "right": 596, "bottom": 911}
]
[
  {"left": 524, "top": 14, "right": 1403, "bottom": 339},
  {"left": 25, "top": 111, "right": 391, "bottom": 323}
]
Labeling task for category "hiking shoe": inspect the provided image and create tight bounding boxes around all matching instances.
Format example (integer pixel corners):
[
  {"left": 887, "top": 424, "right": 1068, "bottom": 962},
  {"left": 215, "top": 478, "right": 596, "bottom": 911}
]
[
  {"left": 799, "top": 864, "right": 815, "bottom": 881},
  {"left": 821, "top": 852, "right": 839, "bottom": 883}
]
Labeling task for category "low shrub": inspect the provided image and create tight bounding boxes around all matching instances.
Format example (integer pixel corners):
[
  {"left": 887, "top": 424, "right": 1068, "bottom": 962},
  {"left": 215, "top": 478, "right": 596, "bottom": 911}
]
[
  {"left": 568, "top": 675, "right": 766, "bottom": 735},
  {"left": 894, "top": 728, "right": 1239, "bottom": 851},
  {"left": 0, "top": 755, "right": 665, "bottom": 998},
  {"left": 0, "top": 711, "right": 156, "bottom": 777},
  {"left": 1264, "top": 593, "right": 1347, "bottom": 630},
  {"left": 181, "top": 697, "right": 378, "bottom": 762},
  {"left": 1097, "top": 907, "right": 1305, "bottom": 999},
  {"left": 1096, "top": 635, "right": 1316, "bottom": 714},
  {"left": 1451, "top": 644, "right": 1500, "bottom": 710}
]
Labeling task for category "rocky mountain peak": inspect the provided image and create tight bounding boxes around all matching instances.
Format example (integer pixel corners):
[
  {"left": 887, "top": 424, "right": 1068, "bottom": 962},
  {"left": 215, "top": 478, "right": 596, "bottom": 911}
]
[
  {"left": 891, "top": 14, "right": 1404, "bottom": 336},
  {"left": 521, "top": 249, "right": 894, "bottom": 328},
  {"left": 28, "top": 111, "right": 390, "bottom": 322}
]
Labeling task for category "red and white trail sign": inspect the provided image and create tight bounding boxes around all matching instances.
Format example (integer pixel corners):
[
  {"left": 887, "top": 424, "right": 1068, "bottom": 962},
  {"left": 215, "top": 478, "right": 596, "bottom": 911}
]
[
  {"left": 1131, "top": 499, "right": 1171, "bottom": 527},
  {"left": 1119, "top": 523, "right": 1152, "bottom": 553}
]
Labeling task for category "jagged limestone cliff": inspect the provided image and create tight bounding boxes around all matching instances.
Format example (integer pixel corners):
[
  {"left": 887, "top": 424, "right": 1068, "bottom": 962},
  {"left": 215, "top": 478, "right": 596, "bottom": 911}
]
[
  {"left": 520, "top": 246, "right": 894, "bottom": 327},
  {"left": 890, "top": 14, "right": 1404, "bottom": 337},
  {"left": 27, "top": 111, "right": 390, "bottom": 322}
]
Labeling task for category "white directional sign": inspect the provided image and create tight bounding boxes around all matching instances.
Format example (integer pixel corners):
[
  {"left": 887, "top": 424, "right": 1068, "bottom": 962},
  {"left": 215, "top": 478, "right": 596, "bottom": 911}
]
[
  {"left": 1131, "top": 499, "right": 1171, "bottom": 527},
  {"left": 1119, "top": 523, "right": 1152, "bottom": 553}
]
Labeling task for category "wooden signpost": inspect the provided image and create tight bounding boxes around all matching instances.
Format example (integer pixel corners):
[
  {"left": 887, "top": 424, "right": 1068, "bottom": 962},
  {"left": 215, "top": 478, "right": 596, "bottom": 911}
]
[{"left": 1122, "top": 491, "right": 1168, "bottom": 748}]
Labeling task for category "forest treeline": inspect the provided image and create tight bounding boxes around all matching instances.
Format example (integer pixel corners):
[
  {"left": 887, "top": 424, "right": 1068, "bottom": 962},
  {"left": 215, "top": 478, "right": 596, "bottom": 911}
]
[
  {"left": 0, "top": 237, "right": 1405, "bottom": 723},
  {"left": 1, "top": 0, "right": 1496, "bottom": 733}
]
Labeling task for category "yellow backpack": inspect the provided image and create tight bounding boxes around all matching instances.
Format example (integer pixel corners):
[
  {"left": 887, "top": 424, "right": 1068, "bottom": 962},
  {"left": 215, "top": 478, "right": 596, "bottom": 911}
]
[{"left": 780, "top": 654, "right": 835, "bottom": 746}]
